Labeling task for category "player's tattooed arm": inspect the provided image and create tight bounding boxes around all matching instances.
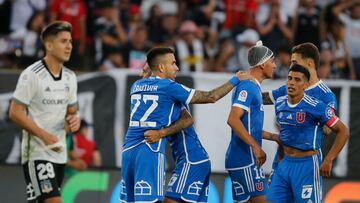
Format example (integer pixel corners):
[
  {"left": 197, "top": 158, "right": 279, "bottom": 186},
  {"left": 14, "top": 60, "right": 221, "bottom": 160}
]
[
  {"left": 144, "top": 109, "right": 193, "bottom": 143},
  {"left": 190, "top": 82, "right": 234, "bottom": 104},
  {"left": 262, "top": 92, "right": 274, "bottom": 105},
  {"left": 190, "top": 71, "right": 252, "bottom": 104}
]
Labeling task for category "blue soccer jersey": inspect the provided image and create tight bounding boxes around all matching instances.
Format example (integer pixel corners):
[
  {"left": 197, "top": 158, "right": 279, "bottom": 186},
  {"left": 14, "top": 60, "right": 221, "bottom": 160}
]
[
  {"left": 275, "top": 95, "right": 339, "bottom": 151},
  {"left": 124, "top": 76, "right": 195, "bottom": 153},
  {"left": 270, "top": 80, "right": 337, "bottom": 110},
  {"left": 165, "top": 104, "right": 210, "bottom": 202},
  {"left": 168, "top": 104, "right": 209, "bottom": 164},
  {"left": 225, "top": 79, "right": 264, "bottom": 169}
]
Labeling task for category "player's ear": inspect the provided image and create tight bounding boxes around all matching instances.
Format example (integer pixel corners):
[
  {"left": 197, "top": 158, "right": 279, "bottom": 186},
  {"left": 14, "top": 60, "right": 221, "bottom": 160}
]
[{"left": 158, "top": 64, "right": 165, "bottom": 73}]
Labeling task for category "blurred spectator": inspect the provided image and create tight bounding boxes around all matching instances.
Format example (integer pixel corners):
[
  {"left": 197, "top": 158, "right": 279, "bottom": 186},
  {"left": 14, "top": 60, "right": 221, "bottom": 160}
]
[
  {"left": 223, "top": 0, "right": 258, "bottom": 30},
  {"left": 274, "top": 45, "right": 292, "bottom": 79},
  {"left": 333, "top": 0, "right": 360, "bottom": 80},
  {"left": 94, "top": 2, "right": 127, "bottom": 64},
  {"left": 0, "top": 0, "right": 12, "bottom": 35},
  {"left": 65, "top": 132, "right": 88, "bottom": 177},
  {"left": 121, "top": 25, "right": 151, "bottom": 69},
  {"left": 98, "top": 47, "right": 126, "bottom": 71},
  {"left": 321, "top": 19, "right": 356, "bottom": 80},
  {"left": 9, "top": 11, "right": 45, "bottom": 68},
  {"left": 179, "top": 0, "right": 216, "bottom": 27},
  {"left": 257, "top": 0, "right": 293, "bottom": 54},
  {"left": 150, "top": 14, "right": 179, "bottom": 46},
  {"left": 292, "top": 0, "right": 321, "bottom": 49},
  {"left": 318, "top": 48, "right": 333, "bottom": 79},
  {"left": 126, "top": 4, "right": 144, "bottom": 37},
  {"left": 9, "top": 0, "right": 46, "bottom": 32},
  {"left": 280, "top": 0, "right": 299, "bottom": 18},
  {"left": 73, "top": 119, "right": 102, "bottom": 167},
  {"left": 320, "top": 0, "right": 346, "bottom": 42},
  {"left": 215, "top": 29, "right": 259, "bottom": 72},
  {"left": 175, "top": 20, "right": 208, "bottom": 72},
  {"left": 50, "top": 0, "right": 87, "bottom": 69}
]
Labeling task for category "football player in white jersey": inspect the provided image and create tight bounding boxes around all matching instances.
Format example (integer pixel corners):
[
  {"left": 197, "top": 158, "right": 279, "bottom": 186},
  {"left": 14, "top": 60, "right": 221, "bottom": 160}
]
[{"left": 9, "top": 21, "right": 80, "bottom": 203}]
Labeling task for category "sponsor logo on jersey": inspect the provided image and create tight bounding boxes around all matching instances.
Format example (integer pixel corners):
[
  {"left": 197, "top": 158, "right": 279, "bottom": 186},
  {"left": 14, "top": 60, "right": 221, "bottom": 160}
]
[
  {"left": 287, "top": 114, "right": 292, "bottom": 120},
  {"left": 301, "top": 185, "right": 313, "bottom": 199},
  {"left": 238, "top": 90, "right": 248, "bottom": 102},
  {"left": 42, "top": 99, "right": 68, "bottom": 105},
  {"left": 296, "top": 112, "right": 306, "bottom": 123}
]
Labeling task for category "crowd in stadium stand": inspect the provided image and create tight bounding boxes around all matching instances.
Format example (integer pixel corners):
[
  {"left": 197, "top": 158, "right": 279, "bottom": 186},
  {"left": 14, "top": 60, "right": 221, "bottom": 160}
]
[{"left": 0, "top": 0, "right": 359, "bottom": 80}]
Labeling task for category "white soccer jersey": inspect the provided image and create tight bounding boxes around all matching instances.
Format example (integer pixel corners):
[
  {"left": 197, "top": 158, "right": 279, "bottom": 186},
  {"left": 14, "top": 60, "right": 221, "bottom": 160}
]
[{"left": 13, "top": 60, "right": 78, "bottom": 164}]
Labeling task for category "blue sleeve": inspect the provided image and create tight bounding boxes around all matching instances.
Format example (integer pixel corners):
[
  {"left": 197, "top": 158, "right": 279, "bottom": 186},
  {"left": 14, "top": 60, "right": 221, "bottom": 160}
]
[
  {"left": 166, "top": 80, "right": 195, "bottom": 105},
  {"left": 232, "top": 82, "right": 255, "bottom": 111},
  {"left": 271, "top": 85, "right": 286, "bottom": 102},
  {"left": 323, "top": 92, "right": 338, "bottom": 111},
  {"left": 317, "top": 102, "right": 339, "bottom": 127}
]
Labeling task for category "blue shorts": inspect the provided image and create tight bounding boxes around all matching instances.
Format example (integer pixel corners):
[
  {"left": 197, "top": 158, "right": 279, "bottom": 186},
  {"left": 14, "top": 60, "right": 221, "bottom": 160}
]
[
  {"left": 228, "top": 164, "right": 268, "bottom": 202},
  {"left": 120, "top": 144, "right": 165, "bottom": 202},
  {"left": 267, "top": 154, "right": 323, "bottom": 203},
  {"left": 166, "top": 159, "right": 211, "bottom": 203}
]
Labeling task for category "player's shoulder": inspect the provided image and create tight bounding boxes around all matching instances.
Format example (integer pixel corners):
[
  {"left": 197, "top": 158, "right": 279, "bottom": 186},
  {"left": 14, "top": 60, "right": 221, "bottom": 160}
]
[
  {"left": 63, "top": 66, "right": 76, "bottom": 77},
  {"left": 311, "top": 80, "right": 334, "bottom": 95},
  {"left": 237, "top": 79, "right": 258, "bottom": 89},
  {"left": 303, "top": 94, "right": 323, "bottom": 108},
  {"left": 24, "top": 60, "right": 45, "bottom": 75}
]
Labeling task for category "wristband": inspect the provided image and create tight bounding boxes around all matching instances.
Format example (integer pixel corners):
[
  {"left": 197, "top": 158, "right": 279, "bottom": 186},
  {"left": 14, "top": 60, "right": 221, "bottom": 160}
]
[{"left": 229, "top": 76, "right": 241, "bottom": 87}]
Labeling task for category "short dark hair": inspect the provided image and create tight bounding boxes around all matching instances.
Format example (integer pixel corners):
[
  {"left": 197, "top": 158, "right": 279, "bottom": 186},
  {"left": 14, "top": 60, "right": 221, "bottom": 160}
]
[
  {"left": 41, "top": 21, "right": 72, "bottom": 42},
  {"left": 292, "top": 43, "right": 320, "bottom": 70},
  {"left": 289, "top": 64, "right": 310, "bottom": 81},
  {"left": 146, "top": 47, "right": 174, "bottom": 70}
]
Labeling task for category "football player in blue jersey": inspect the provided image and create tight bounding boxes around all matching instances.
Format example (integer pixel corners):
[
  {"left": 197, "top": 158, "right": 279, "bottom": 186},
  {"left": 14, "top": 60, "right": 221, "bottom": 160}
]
[
  {"left": 120, "top": 47, "right": 249, "bottom": 203},
  {"left": 266, "top": 64, "right": 349, "bottom": 203},
  {"left": 141, "top": 64, "right": 211, "bottom": 203},
  {"left": 226, "top": 41, "right": 276, "bottom": 203},
  {"left": 262, "top": 43, "right": 338, "bottom": 184}
]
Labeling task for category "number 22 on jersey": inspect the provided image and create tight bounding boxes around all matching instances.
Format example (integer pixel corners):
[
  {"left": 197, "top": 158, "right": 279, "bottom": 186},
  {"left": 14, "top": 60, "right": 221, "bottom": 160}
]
[{"left": 129, "top": 94, "right": 159, "bottom": 127}]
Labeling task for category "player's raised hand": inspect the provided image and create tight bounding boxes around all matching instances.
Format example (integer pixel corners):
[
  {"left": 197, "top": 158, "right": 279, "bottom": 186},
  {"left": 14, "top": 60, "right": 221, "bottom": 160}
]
[
  {"left": 141, "top": 63, "right": 152, "bottom": 78},
  {"left": 253, "top": 146, "right": 267, "bottom": 166},
  {"left": 320, "top": 159, "right": 332, "bottom": 178},
  {"left": 235, "top": 70, "right": 253, "bottom": 81},
  {"left": 144, "top": 129, "right": 164, "bottom": 143},
  {"left": 66, "top": 113, "right": 80, "bottom": 133}
]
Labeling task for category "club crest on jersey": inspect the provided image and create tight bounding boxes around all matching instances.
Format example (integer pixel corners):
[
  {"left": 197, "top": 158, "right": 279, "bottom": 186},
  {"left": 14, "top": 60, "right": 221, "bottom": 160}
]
[
  {"left": 238, "top": 90, "right": 248, "bottom": 102},
  {"left": 296, "top": 112, "right": 305, "bottom": 123},
  {"left": 255, "top": 182, "right": 264, "bottom": 191}
]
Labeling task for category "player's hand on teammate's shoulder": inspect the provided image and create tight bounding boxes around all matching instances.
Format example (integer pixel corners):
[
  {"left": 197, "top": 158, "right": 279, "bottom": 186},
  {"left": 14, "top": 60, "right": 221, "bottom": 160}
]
[
  {"left": 253, "top": 146, "right": 266, "bottom": 166},
  {"left": 319, "top": 158, "right": 333, "bottom": 178},
  {"left": 235, "top": 70, "right": 253, "bottom": 81},
  {"left": 144, "top": 129, "right": 165, "bottom": 144},
  {"left": 66, "top": 113, "right": 81, "bottom": 133}
]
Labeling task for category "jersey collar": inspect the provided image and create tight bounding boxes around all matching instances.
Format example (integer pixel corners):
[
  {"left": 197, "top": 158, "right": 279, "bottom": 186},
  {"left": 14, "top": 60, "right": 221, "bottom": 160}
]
[
  {"left": 42, "top": 59, "right": 63, "bottom": 81},
  {"left": 306, "top": 80, "right": 322, "bottom": 91}
]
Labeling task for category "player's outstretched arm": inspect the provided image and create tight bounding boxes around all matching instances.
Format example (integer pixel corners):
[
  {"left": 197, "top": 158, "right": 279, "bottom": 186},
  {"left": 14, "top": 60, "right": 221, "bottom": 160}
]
[
  {"left": 262, "top": 92, "right": 274, "bottom": 105},
  {"left": 228, "top": 106, "right": 266, "bottom": 166},
  {"left": 262, "top": 130, "right": 280, "bottom": 144},
  {"left": 9, "top": 100, "right": 61, "bottom": 151},
  {"left": 189, "top": 71, "right": 251, "bottom": 104},
  {"left": 144, "top": 109, "right": 193, "bottom": 143},
  {"left": 320, "top": 119, "right": 349, "bottom": 177}
]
